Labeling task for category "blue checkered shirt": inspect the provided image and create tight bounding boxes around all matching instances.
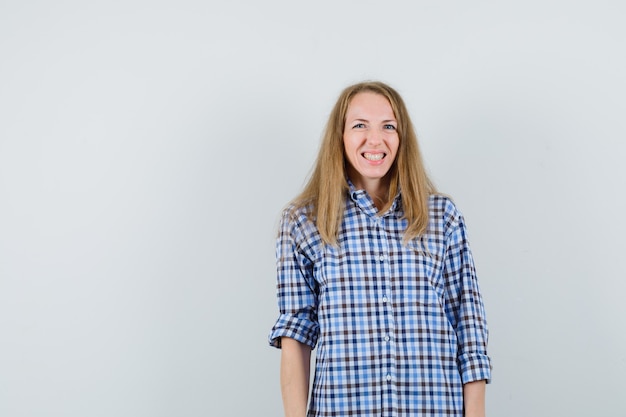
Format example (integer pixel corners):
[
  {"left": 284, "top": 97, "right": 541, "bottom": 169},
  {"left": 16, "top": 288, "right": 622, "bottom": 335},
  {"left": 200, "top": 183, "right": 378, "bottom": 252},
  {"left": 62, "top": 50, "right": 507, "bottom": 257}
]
[{"left": 269, "top": 186, "right": 491, "bottom": 417}]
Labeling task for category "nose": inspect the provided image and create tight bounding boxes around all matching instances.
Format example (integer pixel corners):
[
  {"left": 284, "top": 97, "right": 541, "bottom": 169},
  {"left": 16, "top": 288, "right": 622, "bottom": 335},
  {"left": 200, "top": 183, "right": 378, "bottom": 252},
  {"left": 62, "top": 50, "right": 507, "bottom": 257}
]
[{"left": 366, "top": 130, "right": 383, "bottom": 146}]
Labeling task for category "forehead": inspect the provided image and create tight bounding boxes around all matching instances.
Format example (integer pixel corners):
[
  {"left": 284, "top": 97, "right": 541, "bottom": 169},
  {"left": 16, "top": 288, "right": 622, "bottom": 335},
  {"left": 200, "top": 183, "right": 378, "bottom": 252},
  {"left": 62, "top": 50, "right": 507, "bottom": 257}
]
[{"left": 346, "top": 92, "right": 396, "bottom": 119}]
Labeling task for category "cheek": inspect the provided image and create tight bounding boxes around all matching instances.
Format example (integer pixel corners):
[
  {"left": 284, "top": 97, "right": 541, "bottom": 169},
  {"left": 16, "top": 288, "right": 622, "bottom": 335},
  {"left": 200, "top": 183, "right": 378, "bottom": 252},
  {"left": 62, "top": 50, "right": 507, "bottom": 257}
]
[
  {"left": 343, "top": 135, "right": 357, "bottom": 153},
  {"left": 392, "top": 137, "right": 400, "bottom": 153}
]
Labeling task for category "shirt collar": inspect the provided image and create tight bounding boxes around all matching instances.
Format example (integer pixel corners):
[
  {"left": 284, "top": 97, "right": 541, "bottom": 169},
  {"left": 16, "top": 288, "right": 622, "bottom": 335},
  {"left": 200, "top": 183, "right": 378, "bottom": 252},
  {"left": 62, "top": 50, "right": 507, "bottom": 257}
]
[{"left": 347, "top": 179, "right": 404, "bottom": 218}]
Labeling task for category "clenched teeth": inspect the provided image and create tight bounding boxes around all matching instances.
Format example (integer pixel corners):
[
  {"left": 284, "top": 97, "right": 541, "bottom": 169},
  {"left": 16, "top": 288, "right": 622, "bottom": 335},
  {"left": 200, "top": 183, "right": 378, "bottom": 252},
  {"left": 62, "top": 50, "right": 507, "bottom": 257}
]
[{"left": 363, "top": 153, "right": 385, "bottom": 161}]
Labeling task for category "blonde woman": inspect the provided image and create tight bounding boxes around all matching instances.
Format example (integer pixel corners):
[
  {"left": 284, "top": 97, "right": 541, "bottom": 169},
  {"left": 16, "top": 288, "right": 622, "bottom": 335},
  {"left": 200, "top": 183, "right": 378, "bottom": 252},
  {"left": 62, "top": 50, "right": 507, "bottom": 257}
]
[{"left": 269, "top": 81, "right": 491, "bottom": 417}]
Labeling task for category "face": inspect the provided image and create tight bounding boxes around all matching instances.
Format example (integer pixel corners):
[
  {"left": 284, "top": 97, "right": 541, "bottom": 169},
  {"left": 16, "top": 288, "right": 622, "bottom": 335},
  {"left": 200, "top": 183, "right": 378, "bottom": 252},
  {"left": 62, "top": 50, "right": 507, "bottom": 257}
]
[{"left": 343, "top": 92, "right": 400, "bottom": 192}]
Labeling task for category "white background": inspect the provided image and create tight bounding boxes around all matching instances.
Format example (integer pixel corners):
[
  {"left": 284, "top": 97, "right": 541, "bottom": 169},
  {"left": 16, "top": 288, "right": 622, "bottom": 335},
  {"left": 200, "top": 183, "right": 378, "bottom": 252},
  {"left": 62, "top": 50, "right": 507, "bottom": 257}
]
[{"left": 1, "top": 1, "right": 625, "bottom": 416}]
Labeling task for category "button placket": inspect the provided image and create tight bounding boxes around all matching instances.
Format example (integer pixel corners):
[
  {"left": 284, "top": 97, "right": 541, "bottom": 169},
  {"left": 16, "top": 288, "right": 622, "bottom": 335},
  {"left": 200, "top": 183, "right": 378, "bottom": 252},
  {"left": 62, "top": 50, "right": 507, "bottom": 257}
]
[{"left": 376, "top": 218, "right": 396, "bottom": 401}]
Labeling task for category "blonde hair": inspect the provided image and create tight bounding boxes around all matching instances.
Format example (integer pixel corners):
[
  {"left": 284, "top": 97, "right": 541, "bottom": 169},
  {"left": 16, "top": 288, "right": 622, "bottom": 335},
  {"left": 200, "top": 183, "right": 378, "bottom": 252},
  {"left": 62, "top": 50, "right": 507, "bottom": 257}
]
[{"left": 293, "top": 81, "right": 436, "bottom": 245}]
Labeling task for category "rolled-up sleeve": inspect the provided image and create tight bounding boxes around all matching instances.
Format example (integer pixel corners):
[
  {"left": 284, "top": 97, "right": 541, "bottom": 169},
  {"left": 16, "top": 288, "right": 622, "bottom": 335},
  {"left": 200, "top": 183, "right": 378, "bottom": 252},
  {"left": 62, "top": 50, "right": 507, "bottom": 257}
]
[
  {"left": 442, "top": 207, "right": 492, "bottom": 384},
  {"left": 268, "top": 208, "right": 321, "bottom": 349}
]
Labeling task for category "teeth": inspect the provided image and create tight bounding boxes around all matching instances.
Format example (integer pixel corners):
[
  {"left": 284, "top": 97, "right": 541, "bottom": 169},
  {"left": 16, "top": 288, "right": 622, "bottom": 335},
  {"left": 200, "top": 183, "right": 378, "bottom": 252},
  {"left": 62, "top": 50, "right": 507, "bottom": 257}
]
[{"left": 363, "top": 153, "right": 384, "bottom": 161}]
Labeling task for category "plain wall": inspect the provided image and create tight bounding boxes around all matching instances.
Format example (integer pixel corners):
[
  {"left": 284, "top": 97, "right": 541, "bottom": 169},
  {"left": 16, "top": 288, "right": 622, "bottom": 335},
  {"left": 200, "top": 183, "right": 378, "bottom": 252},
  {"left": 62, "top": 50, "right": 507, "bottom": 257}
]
[{"left": 1, "top": 1, "right": 625, "bottom": 416}]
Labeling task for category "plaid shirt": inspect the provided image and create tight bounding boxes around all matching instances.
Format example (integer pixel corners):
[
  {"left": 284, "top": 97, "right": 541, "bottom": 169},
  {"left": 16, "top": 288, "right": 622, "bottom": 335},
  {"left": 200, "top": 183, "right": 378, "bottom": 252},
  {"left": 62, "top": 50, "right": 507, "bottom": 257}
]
[{"left": 269, "top": 186, "right": 491, "bottom": 417}]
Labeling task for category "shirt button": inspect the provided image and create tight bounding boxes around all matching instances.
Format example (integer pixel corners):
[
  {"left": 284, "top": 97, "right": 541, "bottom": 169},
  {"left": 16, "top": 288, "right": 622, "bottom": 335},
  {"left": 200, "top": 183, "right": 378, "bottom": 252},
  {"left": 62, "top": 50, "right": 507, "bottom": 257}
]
[
  {"left": 384, "top": 335, "right": 390, "bottom": 342},
  {"left": 378, "top": 254, "right": 385, "bottom": 262},
  {"left": 382, "top": 296, "right": 388, "bottom": 303},
  {"left": 386, "top": 374, "right": 392, "bottom": 382}
]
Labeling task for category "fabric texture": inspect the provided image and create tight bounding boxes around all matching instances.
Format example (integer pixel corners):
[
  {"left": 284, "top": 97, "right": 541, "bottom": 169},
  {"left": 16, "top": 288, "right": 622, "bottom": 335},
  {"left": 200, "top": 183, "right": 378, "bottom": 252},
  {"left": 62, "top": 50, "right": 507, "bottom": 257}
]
[{"left": 269, "top": 185, "right": 491, "bottom": 417}]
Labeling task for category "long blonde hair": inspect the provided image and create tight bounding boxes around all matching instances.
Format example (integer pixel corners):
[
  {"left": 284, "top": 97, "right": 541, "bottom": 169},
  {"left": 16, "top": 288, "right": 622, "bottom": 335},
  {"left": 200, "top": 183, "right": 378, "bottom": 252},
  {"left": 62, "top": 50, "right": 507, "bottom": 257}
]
[{"left": 293, "top": 81, "right": 436, "bottom": 245}]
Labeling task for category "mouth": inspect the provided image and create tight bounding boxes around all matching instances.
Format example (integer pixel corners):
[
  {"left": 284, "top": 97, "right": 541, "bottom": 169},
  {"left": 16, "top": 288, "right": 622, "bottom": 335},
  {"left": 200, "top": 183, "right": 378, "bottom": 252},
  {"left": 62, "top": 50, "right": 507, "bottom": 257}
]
[{"left": 363, "top": 152, "right": 386, "bottom": 161}]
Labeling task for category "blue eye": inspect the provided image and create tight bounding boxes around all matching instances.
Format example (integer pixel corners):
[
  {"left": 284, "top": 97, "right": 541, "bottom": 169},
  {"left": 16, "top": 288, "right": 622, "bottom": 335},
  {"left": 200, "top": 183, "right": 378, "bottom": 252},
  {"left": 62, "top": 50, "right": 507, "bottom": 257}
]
[
  {"left": 353, "top": 123, "right": 366, "bottom": 129},
  {"left": 384, "top": 124, "right": 397, "bottom": 130}
]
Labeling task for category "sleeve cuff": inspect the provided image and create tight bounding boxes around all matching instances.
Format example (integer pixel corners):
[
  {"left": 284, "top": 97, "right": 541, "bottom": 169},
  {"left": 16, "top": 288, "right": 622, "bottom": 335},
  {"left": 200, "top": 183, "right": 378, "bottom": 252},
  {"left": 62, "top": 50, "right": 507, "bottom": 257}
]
[
  {"left": 458, "top": 352, "right": 492, "bottom": 384},
  {"left": 268, "top": 313, "right": 319, "bottom": 349}
]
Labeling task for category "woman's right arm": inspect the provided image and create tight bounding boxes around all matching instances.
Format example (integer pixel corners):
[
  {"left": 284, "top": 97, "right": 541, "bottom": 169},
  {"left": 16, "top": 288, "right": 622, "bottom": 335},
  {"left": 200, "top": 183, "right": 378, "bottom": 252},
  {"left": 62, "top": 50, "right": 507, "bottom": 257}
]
[{"left": 280, "top": 337, "right": 312, "bottom": 417}]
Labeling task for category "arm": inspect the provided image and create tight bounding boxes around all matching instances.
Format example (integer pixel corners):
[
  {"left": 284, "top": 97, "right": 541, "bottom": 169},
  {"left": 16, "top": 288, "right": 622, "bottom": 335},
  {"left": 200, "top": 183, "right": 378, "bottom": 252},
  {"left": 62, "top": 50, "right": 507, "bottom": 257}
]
[
  {"left": 440, "top": 202, "right": 491, "bottom": 412},
  {"left": 463, "top": 379, "right": 486, "bottom": 417},
  {"left": 280, "top": 337, "right": 312, "bottom": 417}
]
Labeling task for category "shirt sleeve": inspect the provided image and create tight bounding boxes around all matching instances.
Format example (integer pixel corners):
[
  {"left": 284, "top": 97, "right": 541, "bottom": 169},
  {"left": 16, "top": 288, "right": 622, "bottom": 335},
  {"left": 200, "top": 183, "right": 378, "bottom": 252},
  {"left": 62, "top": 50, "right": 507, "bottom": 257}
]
[
  {"left": 268, "top": 208, "right": 321, "bottom": 349},
  {"left": 442, "top": 206, "right": 492, "bottom": 384}
]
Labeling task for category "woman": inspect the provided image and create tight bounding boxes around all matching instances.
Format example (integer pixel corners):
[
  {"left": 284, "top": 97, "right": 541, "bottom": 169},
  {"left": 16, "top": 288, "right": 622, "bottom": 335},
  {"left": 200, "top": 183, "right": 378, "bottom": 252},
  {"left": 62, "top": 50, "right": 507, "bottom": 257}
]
[{"left": 269, "top": 81, "right": 491, "bottom": 417}]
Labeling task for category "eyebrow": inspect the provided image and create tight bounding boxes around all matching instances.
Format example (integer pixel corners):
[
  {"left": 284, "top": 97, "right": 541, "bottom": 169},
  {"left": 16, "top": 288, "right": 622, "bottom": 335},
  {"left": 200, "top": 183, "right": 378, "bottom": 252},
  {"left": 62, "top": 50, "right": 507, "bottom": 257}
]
[{"left": 349, "top": 118, "right": 397, "bottom": 123}]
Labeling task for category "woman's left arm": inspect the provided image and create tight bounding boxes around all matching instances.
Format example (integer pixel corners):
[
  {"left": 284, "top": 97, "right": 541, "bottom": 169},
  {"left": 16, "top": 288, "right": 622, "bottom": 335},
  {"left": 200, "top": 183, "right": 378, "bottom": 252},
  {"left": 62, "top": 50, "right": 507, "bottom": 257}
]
[
  {"left": 463, "top": 380, "right": 486, "bottom": 417},
  {"left": 440, "top": 201, "right": 492, "bottom": 412}
]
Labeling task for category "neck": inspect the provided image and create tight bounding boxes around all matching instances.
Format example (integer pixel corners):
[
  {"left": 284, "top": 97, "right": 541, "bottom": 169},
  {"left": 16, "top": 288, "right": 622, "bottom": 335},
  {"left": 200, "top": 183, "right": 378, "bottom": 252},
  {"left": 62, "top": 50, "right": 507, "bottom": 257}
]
[{"left": 354, "top": 178, "right": 390, "bottom": 211}]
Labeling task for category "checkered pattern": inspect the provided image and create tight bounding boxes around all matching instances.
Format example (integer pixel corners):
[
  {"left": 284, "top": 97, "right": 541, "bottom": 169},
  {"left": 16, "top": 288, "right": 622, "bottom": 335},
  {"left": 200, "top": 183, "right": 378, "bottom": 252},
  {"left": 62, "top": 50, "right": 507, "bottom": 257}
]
[{"left": 269, "top": 186, "right": 491, "bottom": 417}]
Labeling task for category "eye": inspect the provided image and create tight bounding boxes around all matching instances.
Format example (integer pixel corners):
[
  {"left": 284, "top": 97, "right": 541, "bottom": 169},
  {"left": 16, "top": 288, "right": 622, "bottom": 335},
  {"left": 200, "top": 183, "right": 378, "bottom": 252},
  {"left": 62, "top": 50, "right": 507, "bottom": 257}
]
[
  {"left": 353, "top": 123, "right": 366, "bottom": 129},
  {"left": 383, "top": 124, "right": 397, "bottom": 130}
]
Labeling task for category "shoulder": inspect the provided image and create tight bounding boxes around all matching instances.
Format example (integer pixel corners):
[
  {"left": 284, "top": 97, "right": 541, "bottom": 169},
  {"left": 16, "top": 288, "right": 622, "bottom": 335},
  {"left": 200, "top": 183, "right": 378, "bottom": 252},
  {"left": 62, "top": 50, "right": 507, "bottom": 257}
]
[
  {"left": 279, "top": 202, "right": 323, "bottom": 256},
  {"left": 280, "top": 202, "right": 315, "bottom": 231},
  {"left": 428, "top": 193, "right": 461, "bottom": 220},
  {"left": 428, "top": 193, "right": 464, "bottom": 234}
]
